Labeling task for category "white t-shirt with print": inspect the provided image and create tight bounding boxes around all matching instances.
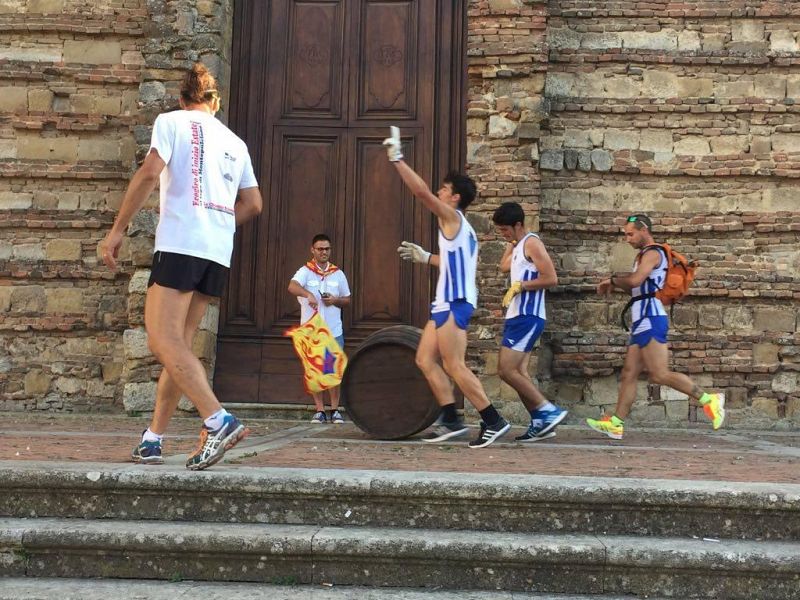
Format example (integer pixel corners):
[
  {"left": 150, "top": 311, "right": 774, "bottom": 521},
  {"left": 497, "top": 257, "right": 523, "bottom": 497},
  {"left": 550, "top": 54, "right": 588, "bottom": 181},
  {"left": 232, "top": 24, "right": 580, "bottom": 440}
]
[
  {"left": 291, "top": 265, "right": 351, "bottom": 338},
  {"left": 150, "top": 110, "right": 258, "bottom": 268}
]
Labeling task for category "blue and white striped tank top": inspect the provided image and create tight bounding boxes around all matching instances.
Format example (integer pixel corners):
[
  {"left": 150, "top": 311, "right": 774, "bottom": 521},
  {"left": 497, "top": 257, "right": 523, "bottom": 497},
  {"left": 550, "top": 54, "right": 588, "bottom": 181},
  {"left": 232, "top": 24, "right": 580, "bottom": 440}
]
[
  {"left": 432, "top": 211, "right": 478, "bottom": 312},
  {"left": 631, "top": 247, "right": 668, "bottom": 325},
  {"left": 505, "top": 233, "right": 546, "bottom": 320}
]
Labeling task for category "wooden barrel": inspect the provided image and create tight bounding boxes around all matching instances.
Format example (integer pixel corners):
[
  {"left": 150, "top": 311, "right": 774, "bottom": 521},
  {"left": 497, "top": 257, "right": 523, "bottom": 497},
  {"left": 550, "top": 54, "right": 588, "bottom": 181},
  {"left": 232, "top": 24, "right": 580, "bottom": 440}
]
[{"left": 341, "top": 325, "right": 440, "bottom": 440}]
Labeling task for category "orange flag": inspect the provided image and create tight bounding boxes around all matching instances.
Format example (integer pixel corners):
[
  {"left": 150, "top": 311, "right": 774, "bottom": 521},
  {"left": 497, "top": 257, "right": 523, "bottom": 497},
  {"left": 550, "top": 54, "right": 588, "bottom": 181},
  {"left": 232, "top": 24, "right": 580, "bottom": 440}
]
[{"left": 284, "top": 311, "right": 348, "bottom": 393}]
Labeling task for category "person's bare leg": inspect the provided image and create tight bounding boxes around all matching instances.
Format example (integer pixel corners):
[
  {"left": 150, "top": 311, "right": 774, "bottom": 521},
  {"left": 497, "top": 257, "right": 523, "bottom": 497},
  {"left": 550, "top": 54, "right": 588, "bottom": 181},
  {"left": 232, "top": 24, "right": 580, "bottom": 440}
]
[
  {"left": 436, "top": 316, "right": 490, "bottom": 412},
  {"left": 498, "top": 346, "right": 546, "bottom": 412},
  {"left": 311, "top": 392, "right": 325, "bottom": 412},
  {"left": 328, "top": 385, "right": 340, "bottom": 410},
  {"left": 415, "top": 320, "right": 456, "bottom": 407},
  {"left": 144, "top": 284, "right": 222, "bottom": 419},
  {"left": 640, "top": 340, "right": 704, "bottom": 401},
  {"left": 149, "top": 291, "right": 212, "bottom": 435},
  {"left": 613, "top": 344, "right": 644, "bottom": 419}
]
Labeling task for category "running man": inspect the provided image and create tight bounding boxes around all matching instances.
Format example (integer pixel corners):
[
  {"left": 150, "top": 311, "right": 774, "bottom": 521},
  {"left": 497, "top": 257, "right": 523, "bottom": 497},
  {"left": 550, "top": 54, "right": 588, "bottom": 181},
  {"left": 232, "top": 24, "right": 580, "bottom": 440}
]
[
  {"left": 99, "top": 63, "right": 263, "bottom": 469},
  {"left": 492, "top": 202, "right": 568, "bottom": 441},
  {"left": 385, "top": 127, "right": 510, "bottom": 448},
  {"left": 586, "top": 214, "right": 725, "bottom": 439}
]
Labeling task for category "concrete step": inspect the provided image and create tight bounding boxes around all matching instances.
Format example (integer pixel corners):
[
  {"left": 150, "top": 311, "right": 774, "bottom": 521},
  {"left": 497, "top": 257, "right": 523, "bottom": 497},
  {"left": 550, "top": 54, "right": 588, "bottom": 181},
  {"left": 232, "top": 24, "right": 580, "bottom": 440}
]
[
  {"left": 2, "top": 462, "right": 798, "bottom": 540},
  {"left": 0, "top": 578, "right": 673, "bottom": 600},
  {"left": 1, "top": 518, "right": 798, "bottom": 599}
]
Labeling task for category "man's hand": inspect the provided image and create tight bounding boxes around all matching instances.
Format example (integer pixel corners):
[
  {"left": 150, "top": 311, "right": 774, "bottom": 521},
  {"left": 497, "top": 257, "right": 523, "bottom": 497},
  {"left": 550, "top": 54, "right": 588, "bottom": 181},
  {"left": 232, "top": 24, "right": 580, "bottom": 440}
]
[
  {"left": 306, "top": 292, "right": 319, "bottom": 309},
  {"left": 502, "top": 281, "right": 523, "bottom": 308},
  {"left": 98, "top": 231, "right": 124, "bottom": 270},
  {"left": 321, "top": 295, "right": 337, "bottom": 307},
  {"left": 397, "top": 241, "right": 431, "bottom": 264},
  {"left": 597, "top": 278, "right": 613, "bottom": 297},
  {"left": 382, "top": 126, "right": 403, "bottom": 162}
]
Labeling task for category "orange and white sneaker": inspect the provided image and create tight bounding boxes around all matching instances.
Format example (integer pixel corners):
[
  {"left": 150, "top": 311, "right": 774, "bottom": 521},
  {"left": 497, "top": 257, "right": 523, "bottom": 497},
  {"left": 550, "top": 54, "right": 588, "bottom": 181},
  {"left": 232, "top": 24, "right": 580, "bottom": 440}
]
[
  {"left": 586, "top": 414, "right": 624, "bottom": 440},
  {"left": 185, "top": 414, "right": 249, "bottom": 471},
  {"left": 701, "top": 393, "right": 726, "bottom": 430}
]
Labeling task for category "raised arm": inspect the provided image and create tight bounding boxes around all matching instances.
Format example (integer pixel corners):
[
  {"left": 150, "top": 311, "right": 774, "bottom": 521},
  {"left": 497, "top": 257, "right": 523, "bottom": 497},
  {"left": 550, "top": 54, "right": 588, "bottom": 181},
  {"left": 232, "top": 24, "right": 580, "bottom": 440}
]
[{"left": 499, "top": 242, "right": 514, "bottom": 273}]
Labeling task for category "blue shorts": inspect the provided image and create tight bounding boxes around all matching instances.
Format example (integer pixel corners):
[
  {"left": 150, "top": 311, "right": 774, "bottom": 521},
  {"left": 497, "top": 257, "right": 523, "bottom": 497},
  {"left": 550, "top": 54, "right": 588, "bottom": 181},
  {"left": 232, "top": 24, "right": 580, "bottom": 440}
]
[
  {"left": 502, "top": 315, "right": 545, "bottom": 353},
  {"left": 431, "top": 300, "right": 474, "bottom": 330},
  {"left": 630, "top": 316, "right": 669, "bottom": 348}
]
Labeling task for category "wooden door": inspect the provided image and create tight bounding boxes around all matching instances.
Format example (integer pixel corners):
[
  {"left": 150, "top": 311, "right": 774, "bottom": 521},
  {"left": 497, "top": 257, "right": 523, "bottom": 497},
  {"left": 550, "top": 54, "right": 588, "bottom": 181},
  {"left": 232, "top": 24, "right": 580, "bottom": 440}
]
[{"left": 216, "top": 0, "right": 466, "bottom": 403}]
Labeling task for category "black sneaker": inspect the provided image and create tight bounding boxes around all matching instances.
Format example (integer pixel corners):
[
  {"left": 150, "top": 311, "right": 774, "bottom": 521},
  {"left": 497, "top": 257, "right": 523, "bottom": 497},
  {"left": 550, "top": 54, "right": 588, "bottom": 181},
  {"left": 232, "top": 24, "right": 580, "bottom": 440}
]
[
  {"left": 468, "top": 417, "right": 511, "bottom": 449},
  {"left": 422, "top": 418, "right": 469, "bottom": 442}
]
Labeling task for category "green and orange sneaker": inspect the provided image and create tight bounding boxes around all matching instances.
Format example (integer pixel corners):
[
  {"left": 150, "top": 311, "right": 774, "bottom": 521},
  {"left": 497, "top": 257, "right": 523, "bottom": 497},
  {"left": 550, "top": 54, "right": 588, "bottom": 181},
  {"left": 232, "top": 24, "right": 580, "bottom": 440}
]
[
  {"left": 586, "top": 414, "right": 624, "bottom": 440},
  {"left": 700, "top": 393, "right": 726, "bottom": 430}
]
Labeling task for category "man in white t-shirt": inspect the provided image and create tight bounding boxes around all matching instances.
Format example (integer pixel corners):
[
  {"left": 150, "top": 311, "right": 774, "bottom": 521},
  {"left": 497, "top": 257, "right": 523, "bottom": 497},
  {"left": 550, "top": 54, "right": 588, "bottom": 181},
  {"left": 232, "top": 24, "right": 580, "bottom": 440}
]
[
  {"left": 287, "top": 234, "right": 351, "bottom": 423},
  {"left": 98, "top": 63, "right": 263, "bottom": 470}
]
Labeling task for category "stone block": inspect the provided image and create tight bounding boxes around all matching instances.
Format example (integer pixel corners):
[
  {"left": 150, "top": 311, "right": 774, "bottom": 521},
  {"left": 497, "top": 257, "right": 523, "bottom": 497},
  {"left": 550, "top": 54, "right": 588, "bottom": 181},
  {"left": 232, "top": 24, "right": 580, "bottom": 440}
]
[
  {"left": 665, "top": 399, "right": 689, "bottom": 421},
  {"left": 24, "top": 370, "right": 51, "bottom": 395},
  {"left": 124, "top": 327, "right": 151, "bottom": 360},
  {"left": 731, "top": 20, "right": 765, "bottom": 43},
  {"left": 642, "top": 71, "right": 679, "bottom": 98},
  {"left": 488, "top": 115, "right": 517, "bottom": 139},
  {"left": 772, "top": 372, "right": 798, "bottom": 394},
  {"left": 717, "top": 81, "right": 754, "bottom": 98},
  {"left": 701, "top": 33, "right": 726, "bottom": 51},
  {"left": 123, "top": 382, "right": 157, "bottom": 412},
  {"left": 623, "top": 30, "right": 678, "bottom": 51},
  {"left": 770, "top": 30, "right": 799, "bottom": 52},
  {"left": 0, "top": 86, "right": 28, "bottom": 112},
  {"left": 548, "top": 28, "right": 580, "bottom": 50},
  {"left": 560, "top": 190, "right": 589, "bottom": 210},
  {"left": 604, "top": 77, "right": 640, "bottom": 99},
  {"left": 582, "top": 32, "right": 622, "bottom": 50},
  {"left": 563, "top": 128, "right": 592, "bottom": 149},
  {"left": 585, "top": 375, "right": 618, "bottom": 406},
  {"left": 772, "top": 134, "right": 800, "bottom": 153},
  {"left": 55, "top": 377, "right": 84, "bottom": 394},
  {"left": 639, "top": 130, "right": 673, "bottom": 153},
  {"left": 577, "top": 151, "right": 591, "bottom": 172},
  {"left": 577, "top": 303, "right": 608, "bottom": 328},
  {"left": 45, "top": 239, "right": 81, "bottom": 261},
  {"left": 63, "top": 40, "right": 121, "bottom": 64},
  {"left": 677, "top": 30, "right": 701, "bottom": 51},
  {"left": 710, "top": 136, "right": 748, "bottom": 155},
  {"left": 78, "top": 138, "right": 121, "bottom": 161},
  {"left": 0, "top": 191, "right": 32, "bottom": 210},
  {"left": 517, "top": 123, "right": 540, "bottom": 140},
  {"left": 466, "top": 118, "right": 486, "bottom": 136},
  {"left": 27, "top": 0, "right": 65, "bottom": 12},
  {"left": 0, "top": 241, "right": 11, "bottom": 260},
  {"left": 754, "top": 74, "right": 786, "bottom": 99},
  {"left": 544, "top": 73, "right": 574, "bottom": 97},
  {"left": 674, "top": 137, "right": 710, "bottom": 155},
  {"left": 604, "top": 130, "right": 640, "bottom": 151},
  {"left": 629, "top": 403, "right": 666, "bottom": 423},
  {"left": 17, "top": 134, "right": 79, "bottom": 162},
  {"left": 722, "top": 306, "right": 752, "bottom": 330},
  {"left": 12, "top": 243, "right": 45, "bottom": 261},
  {"left": 590, "top": 149, "right": 612, "bottom": 172},
  {"left": 539, "top": 150, "right": 563, "bottom": 171},
  {"left": 788, "top": 75, "right": 800, "bottom": 99},
  {"left": 129, "top": 270, "right": 151, "bottom": 294},
  {"left": 610, "top": 243, "right": 636, "bottom": 272},
  {"left": 753, "top": 308, "right": 795, "bottom": 332},
  {"left": 677, "top": 78, "right": 713, "bottom": 98},
  {"left": 564, "top": 149, "right": 579, "bottom": 170},
  {"left": 128, "top": 236, "right": 154, "bottom": 267},
  {"left": 0, "top": 286, "right": 11, "bottom": 312},
  {"left": 139, "top": 81, "right": 167, "bottom": 103},
  {"left": 588, "top": 129, "right": 604, "bottom": 146},
  {"left": 750, "top": 137, "right": 772, "bottom": 154},
  {"left": 753, "top": 343, "right": 779, "bottom": 365},
  {"left": 751, "top": 397, "right": 778, "bottom": 419},
  {"left": 45, "top": 288, "right": 82, "bottom": 313},
  {"left": 192, "top": 330, "right": 216, "bottom": 359},
  {"left": 0, "top": 46, "right": 62, "bottom": 62},
  {"left": 94, "top": 95, "right": 122, "bottom": 116},
  {"left": 102, "top": 362, "right": 123, "bottom": 383}
]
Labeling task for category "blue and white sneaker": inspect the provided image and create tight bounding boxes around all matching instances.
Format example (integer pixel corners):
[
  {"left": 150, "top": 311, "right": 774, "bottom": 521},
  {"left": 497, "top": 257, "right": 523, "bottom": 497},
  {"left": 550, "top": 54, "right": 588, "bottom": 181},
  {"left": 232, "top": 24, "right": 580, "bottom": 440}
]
[
  {"left": 515, "top": 406, "right": 568, "bottom": 442},
  {"left": 311, "top": 411, "right": 327, "bottom": 424},
  {"left": 131, "top": 434, "right": 163, "bottom": 465},
  {"left": 185, "top": 414, "right": 248, "bottom": 471}
]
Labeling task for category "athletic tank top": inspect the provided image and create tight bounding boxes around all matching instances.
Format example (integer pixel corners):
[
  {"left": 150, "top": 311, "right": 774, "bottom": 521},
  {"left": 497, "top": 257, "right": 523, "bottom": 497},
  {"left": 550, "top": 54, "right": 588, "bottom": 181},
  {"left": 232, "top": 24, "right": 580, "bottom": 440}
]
[
  {"left": 505, "top": 233, "right": 546, "bottom": 320},
  {"left": 631, "top": 247, "right": 668, "bottom": 323},
  {"left": 432, "top": 211, "right": 478, "bottom": 312}
]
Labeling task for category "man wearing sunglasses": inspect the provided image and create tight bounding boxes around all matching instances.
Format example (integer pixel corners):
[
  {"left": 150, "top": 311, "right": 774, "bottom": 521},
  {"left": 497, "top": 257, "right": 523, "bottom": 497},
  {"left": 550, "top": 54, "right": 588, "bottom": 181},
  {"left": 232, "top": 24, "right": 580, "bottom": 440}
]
[{"left": 587, "top": 214, "right": 725, "bottom": 439}]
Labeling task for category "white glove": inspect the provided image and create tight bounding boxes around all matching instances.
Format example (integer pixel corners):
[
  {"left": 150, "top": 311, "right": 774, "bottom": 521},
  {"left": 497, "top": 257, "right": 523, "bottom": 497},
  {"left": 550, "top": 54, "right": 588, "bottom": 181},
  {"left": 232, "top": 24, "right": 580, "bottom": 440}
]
[
  {"left": 382, "top": 126, "right": 403, "bottom": 162},
  {"left": 397, "top": 241, "right": 430, "bottom": 264}
]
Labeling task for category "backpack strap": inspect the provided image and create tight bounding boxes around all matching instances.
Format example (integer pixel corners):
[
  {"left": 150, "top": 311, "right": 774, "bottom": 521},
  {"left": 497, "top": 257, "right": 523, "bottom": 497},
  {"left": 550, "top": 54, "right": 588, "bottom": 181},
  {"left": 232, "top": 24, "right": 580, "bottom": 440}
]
[{"left": 620, "top": 293, "right": 656, "bottom": 332}]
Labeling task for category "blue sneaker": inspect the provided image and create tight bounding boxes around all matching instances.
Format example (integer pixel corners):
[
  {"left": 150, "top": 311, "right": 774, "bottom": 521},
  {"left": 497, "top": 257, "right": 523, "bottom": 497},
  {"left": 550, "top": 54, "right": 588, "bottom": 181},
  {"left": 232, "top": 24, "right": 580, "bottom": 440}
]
[
  {"left": 132, "top": 433, "right": 163, "bottom": 465},
  {"left": 515, "top": 406, "right": 568, "bottom": 442},
  {"left": 311, "top": 411, "right": 327, "bottom": 424},
  {"left": 185, "top": 414, "right": 248, "bottom": 471}
]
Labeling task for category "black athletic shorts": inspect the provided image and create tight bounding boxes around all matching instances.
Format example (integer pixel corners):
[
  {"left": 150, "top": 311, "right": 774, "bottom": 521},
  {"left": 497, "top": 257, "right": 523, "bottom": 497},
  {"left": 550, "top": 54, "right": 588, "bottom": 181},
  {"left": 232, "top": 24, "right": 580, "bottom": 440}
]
[{"left": 148, "top": 251, "right": 229, "bottom": 297}]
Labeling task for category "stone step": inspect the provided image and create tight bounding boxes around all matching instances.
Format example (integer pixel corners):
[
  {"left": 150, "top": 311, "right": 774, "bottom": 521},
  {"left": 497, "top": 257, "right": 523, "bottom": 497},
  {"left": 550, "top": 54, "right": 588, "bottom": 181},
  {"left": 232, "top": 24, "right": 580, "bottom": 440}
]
[
  {"left": 1, "top": 518, "right": 799, "bottom": 599},
  {"left": 0, "top": 578, "right": 672, "bottom": 600},
  {"left": 2, "top": 462, "right": 798, "bottom": 540}
]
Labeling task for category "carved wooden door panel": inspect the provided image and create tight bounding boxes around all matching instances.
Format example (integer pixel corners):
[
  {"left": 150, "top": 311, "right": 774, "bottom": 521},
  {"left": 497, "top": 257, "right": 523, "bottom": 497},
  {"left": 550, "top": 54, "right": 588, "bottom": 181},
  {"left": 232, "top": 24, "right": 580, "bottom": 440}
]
[{"left": 215, "top": 0, "right": 464, "bottom": 403}]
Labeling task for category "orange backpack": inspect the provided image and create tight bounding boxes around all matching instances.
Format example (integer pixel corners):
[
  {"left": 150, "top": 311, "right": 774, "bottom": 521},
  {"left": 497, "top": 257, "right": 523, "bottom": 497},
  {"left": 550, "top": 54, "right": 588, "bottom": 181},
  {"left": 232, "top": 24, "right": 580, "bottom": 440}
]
[{"left": 621, "top": 244, "right": 698, "bottom": 330}]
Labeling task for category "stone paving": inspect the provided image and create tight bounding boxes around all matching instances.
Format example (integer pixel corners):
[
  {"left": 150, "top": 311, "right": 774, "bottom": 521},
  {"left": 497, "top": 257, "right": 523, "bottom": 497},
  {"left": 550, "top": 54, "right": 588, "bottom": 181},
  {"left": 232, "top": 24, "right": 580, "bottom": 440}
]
[{"left": 2, "top": 414, "right": 798, "bottom": 483}]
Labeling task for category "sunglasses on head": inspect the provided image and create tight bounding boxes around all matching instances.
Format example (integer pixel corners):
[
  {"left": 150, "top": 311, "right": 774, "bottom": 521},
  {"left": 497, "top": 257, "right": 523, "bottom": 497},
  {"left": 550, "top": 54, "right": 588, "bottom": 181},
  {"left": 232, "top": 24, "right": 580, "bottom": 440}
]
[{"left": 626, "top": 215, "right": 651, "bottom": 229}]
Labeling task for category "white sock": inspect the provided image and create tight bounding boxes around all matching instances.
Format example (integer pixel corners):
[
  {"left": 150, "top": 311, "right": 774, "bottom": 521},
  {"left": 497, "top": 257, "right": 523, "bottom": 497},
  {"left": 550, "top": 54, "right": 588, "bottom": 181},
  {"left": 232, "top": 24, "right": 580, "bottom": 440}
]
[
  {"left": 142, "top": 428, "right": 163, "bottom": 443},
  {"left": 204, "top": 408, "right": 230, "bottom": 430},
  {"left": 541, "top": 401, "right": 557, "bottom": 412}
]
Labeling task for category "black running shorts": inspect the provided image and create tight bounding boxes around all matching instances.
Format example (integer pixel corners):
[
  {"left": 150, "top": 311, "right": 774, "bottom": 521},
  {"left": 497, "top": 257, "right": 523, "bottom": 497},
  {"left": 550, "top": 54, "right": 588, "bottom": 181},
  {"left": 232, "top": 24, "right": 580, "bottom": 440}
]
[{"left": 148, "top": 251, "right": 229, "bottom": 298}]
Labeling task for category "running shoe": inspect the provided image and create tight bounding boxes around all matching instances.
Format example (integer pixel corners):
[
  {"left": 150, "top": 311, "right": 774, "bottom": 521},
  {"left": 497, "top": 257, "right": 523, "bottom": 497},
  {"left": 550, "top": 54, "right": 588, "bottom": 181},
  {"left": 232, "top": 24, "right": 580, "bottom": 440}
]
[
  {"left": 330, "top": 410, "right": 345, "bottom": 424},
  {"left": 311, "top": 411, "right": 327, "bottom": 424},
  {"left": 468, "top": 417, "right": 511, "bottom": 448},
  {"left": 422, "top": 417, "right": 469, "bottom": 442},
  {"left": 702, "top": 393, "right": 726, "bottom": 430},
  {"left": 131, "top": 435, "right": 163, "bottom": 465},
  {"left": 586, "top": 414, "right": 624, "bottom": 440},
  {"left": 185, "top": 414, "right": 248, "bottom": 471}
]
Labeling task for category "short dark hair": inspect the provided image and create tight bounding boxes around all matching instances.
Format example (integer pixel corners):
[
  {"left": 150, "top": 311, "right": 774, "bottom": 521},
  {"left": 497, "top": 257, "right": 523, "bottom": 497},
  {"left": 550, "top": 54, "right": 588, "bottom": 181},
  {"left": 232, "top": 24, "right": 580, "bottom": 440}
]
[
  {"left": 626, "top": 214, "right": 652, "bottom": 231},
  {"left": 492, "top": 202, "right": 525, "bottom": 227},
  {"left": 311, "top": 233, "right": 331, "bottom": 246},
  {"left": 444, "top": 171, "right": 477, "bottom": 210}
]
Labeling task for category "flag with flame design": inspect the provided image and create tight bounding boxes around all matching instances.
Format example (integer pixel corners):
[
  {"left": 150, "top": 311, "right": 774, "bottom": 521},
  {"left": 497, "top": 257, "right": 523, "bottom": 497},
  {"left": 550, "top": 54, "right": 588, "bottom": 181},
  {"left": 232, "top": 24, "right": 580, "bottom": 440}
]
[{"left": 284, "top": 311, "right": 348, "bottom": 393}]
